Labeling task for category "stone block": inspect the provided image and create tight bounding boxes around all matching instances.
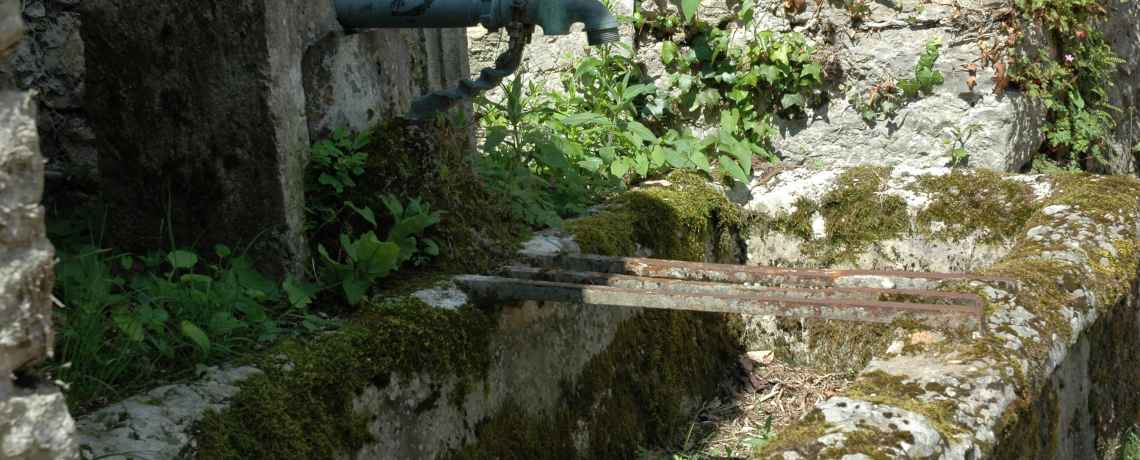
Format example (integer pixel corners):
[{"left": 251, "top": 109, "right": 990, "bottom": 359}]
[{"left": 0, "top": 88, "right": 77, "bottom": 459}]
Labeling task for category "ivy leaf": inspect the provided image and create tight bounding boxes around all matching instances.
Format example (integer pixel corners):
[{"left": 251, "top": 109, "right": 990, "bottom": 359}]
[
  {"left": 758, "top": 64, "right": 780, "bottom": 84},
  {"left": 861, "top": 106, "right": 876, "bottom": 121},
  {"left": 772, "top": 45, "right": 790, "bottom": 67},
  {"left": 662, "top": 41, "right": 677, "bottom": 65},
  {"left": 898, "top": 79, "right": 921, "bottom": 98},
  {"left": 780, "top": 93, "right": 805, "bottom": 108},
  {"left": 677, "top": 74, "right": 694, "bottom": 93},
  {"left": 682, "top": 0, "right": 700, "bottom": 22},
  {"left": 800, "top": 61, "right": 822, "bottom": 82}
]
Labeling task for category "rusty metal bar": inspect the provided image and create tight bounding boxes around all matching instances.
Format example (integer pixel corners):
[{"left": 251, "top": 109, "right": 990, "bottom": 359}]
[
  {"left": 454, "top": 275, "right": 985, "bottom": 328},
  {"left": 501, "top": 267, "right": 986, "bottom": 307},
  {"left": 521, "top": 253, "right": 1017, "bottom": 290}
]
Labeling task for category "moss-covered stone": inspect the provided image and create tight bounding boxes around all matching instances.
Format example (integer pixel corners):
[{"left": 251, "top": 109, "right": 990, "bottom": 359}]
[
  {"left": 842, "top": 370, "right": 967, "bottom": 439},
  {"left": 761, "top": 166, "right": 909, "bottom": 266},
  {"left": 914, "top": 169, "right": 1041, "bottom": 244},
  {"left": 564, "top": 169, "right": 744, "bottom": 263},
  {"left": 190, "top": 299, "right": 499, "bottom": 459},
  {"left": 442, "top": 308, "right": 741, "bottom": 460}
]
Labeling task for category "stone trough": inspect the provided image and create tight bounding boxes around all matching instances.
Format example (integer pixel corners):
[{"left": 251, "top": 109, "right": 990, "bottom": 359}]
[{"left": 74, "top": 166, "right": 1140, "bottom": 459}]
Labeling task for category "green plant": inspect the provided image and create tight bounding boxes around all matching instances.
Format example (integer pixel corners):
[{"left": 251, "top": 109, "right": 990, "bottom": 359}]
[
  {"left": 1120, "top": 428, "right": 1140, "bottom": 460},
  {"left": 318, "top": 196, "right": 444, "bottom": 305},
  {"left": 1013, "top": 0, "right": 1127, "bottom": 170},
  {"left": 853, "top": 37, "right": 943, "bottom": 121},
  {"left": 308, "top": 128, "right": 371, "bottom": 194},
  {"left": 47, "top": 206, "right": 321, "bottom": 412},
  {"left": 944, "top": 123, "right": 982, "bottom": 166},
  {"left": 303, "top": 128, "right": 373, "bottom": 234},
  {"left": 741, "top": 415, "right": 775, "bottom": 448}
]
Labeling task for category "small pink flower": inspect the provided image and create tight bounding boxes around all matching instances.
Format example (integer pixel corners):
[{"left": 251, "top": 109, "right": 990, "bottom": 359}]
[
  {"left": 1064, "top": 54, "right": 1075, "bottom": 62},
  {"left": 478, "top": 180, "right": 487, "bottom": 188},
  {"left": 549, "top": 179, "right": 556, "bottom": 186},
  {"left": 1075, "top": 30, "right": 1087, "bottom": 40}
]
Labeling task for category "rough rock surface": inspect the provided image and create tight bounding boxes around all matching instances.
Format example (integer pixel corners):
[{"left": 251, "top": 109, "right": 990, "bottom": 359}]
[
  {"left": 0, "top": 87, "right": 77, "bottom": 458},
  {"left": 1103, "top": 0, "right": 1140, "bottom": 175},
  {"left": 0, "top": 0, "right": 92, "bottom": 173},
  {"left": 468, "top": 0, "right": 1051, "bottom": 171},
  {"left": 302, "top": 28, "right": 470, "bottom": 141},
  {"left": 747, "top": 171, "right": 1140, "bottom": 458},
  {"left": 75, "top": 365, "right": 261, "bottom": 460}
]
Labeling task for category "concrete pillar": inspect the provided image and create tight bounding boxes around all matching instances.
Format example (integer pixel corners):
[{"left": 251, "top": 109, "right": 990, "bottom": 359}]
[
  {"left": 0, "top": 0, "right": 79, "bottom": 456},
  {"left": 79, "top": 0, "right": 471, "bottom": 278}
]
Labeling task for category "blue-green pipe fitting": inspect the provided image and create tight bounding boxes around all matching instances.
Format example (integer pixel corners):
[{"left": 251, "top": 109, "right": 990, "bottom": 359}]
[{"left": 334, "top": 0, "right": 620, "bottom": 45}]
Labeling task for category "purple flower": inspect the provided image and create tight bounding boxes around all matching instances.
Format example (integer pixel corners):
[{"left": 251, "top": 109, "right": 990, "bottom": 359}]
[
  {"left": 1065, "top": 54, "right": 1075, "bottom": 62},
  {"left": 478, "top": 180, "right": 487, "bottom": 188},
  {"left": 549, "top": 179, "right": 556, "bottom": 186}
]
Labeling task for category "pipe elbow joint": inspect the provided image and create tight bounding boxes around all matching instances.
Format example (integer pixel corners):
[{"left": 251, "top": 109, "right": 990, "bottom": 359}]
[{"left": 534, "top": 0, "right": 620, "bottom": 45}]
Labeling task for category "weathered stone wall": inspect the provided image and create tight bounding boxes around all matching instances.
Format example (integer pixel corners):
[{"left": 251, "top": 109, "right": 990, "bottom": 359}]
[
  {"left": 468, "top": 0, "right": 1056, "bottom": 172},
  {"left": 0, "top": 0, "right": 91, "bottom": 176},
  {"left": 1104, "top": 0, "right": 1140, "bottom": 175},
  {"left": 0, "top": 1, "right": 77, "bottom": 455}
]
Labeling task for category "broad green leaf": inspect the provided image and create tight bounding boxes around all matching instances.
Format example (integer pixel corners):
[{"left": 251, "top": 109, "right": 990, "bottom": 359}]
[
  {"left": 651, "top": 145, "right": 666, "bottom": 167},
  {"left": 121, "top": 255, "right": 134, "bottom": 270},
  {"left": 483, "top": 130, "right": 508, "bottom": 153},
  {"left": 283, "top": 277, "right": 319, "bottom": 309},
  {"left": 180, "top": 321, "right": 211, "bottom": 355},
  {"left": 538, "top": 142, "right": 570, "bottom": 170},
  {"left": 355, "top": 231, "right": 400, "bottom": 279},
  {"left": 626, "top": 121, "right": 658, "bottom": 143},
  {"left": 599, "top": 146, "right": 616, "bottom": 164},
  {"left": 342, "top": 272, "right": 370, "bottom": 306},
  {"left": 559, "top": 113, "right": 607, "bottom": 126},
  {"left": 574, "top": 58, "right": 603, "bottom": 79},
  {"left": 167, "top": 250, "right": 197, "bottom": 269},
  {"left": 423, "top": 238, "right": 439, "bottom": 256},
  {"left": 610, "top": 157, "right": 632, "bottom": 178},
  {"left": 663, "top": 147, "right": 687, "bottom": 168},
  {"left": 114, "top": 315, "right": 145, "bottom": 341},
  {"left": 318, "top": 244, "right": 353, "bottom": 284},
  {"left": 635, "top": 153, "right": 649, "bottom": 177},
  {"left": 180, "top": 274, "right": 213, "bottom": 283},
  {"left": 387, "top": 215, "right": 429, "bottom": 262},
  {"left": 721, "top": 111, "right": 738, "bottom": 132},
  {"left": 681, "top": 0, "right": 700, "bottom": 22},
  {"left": 678, "top": 74, "right": 694, "bottom": 93},
  {"left": 662, "top": 41, "right": 678, "bottom": 65},
  {"left": 345, "top": 201, "right": 377, "bottom": 227},
  {"left": 622, "top": 84, "right": 654, "bottom": 103},
  {"left": 689, "top": 151, "right": 711, "bottom": 172},
  {"left": 719, "top": 155, "right": 749, "bottom": 183}
]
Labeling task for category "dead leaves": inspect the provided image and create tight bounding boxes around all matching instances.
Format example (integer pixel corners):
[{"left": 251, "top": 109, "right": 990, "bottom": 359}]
[
  {"left": 992, "top": 58, "right": 1009, "bottom": 94},
  {"left": 965, "top": 64, "right": 978, "bottom": 90},
  {"left": 781, "top": 0, "right": 806, "bottom": 14}
]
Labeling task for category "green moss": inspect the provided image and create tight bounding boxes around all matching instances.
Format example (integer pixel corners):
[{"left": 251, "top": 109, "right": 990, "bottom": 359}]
[
  {"left": 818, "top": 424, "right": 917, "bottom": 460},
  {"left": 915, "top": 169, "right": 1041, "bottom": 244},
  {"left": 565, "top": 170, "right": 744, "bottom": 263},
  {"left": 762, "top": 166, "right": 909, "bottom": 266},
  {"left": 841, "top": 370, "right": 967, "bottom": 440},
  {"left": 750, "top": 409, "right": 830, "bottom": 459},
  {"left": 756, "top": 317, "right": 893, "bottom": 374},
  {"left": 442, "top": 309, "right": 741, "bottom": 460},
  {"left": 191, "top": 298, "right": 499, "bottom": 460}
]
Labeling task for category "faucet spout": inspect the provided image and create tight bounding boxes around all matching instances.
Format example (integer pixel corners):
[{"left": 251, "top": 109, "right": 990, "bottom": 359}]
[{"left": 531, "top": 0, "right": 620, "bottom": 44}]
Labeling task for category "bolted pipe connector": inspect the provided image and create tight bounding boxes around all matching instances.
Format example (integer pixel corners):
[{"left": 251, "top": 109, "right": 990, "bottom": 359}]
[{"left": 334, "top": 0, "right": 619, "bottom": 45}]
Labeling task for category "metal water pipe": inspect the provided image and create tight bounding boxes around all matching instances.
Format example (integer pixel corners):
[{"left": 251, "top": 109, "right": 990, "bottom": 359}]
[
  {"left": 335, "top": 0, "right": 620, "bottom": 45},
  {"left": 333, "top": 0, "right": 621, "bottom": 119}
]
